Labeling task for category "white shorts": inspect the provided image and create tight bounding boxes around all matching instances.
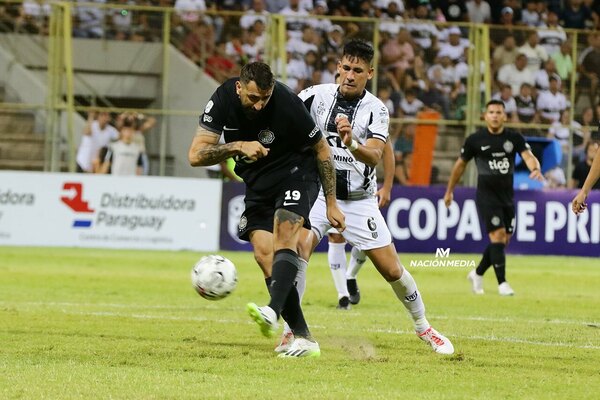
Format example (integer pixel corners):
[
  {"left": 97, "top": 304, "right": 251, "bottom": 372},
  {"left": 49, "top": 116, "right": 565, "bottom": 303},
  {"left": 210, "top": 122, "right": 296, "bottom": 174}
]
[{"left": 310, "top": 195, "right": 392, "bottom": 251}]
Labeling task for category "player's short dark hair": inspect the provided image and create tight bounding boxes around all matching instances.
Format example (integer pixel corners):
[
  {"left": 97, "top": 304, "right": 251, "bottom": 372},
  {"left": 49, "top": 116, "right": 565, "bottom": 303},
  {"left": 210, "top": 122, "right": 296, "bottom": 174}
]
[
  {"left": 240, "top": 62, "right": 275, "bottom": 90},
  {"left": 486, "top": 99, "right": 505, "bottom": 109},
  {"left": 342, "top": 39, "right": 375, "bottom": 65}
]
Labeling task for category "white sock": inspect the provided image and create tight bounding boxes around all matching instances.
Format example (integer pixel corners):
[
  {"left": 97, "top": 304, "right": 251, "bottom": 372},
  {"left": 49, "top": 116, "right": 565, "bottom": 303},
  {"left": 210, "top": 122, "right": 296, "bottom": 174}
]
[
  {"left": 282, "top": 257, "right": 309, "bottom": 337},
  {"left": 389, "top": 268, "right": 429, "bottom": 333},
  {"left": 328, "top": 242, "right": 350, "bottom": 298},
  {"left": 346, "top": 247, "right": 367, "bottom": 279}
]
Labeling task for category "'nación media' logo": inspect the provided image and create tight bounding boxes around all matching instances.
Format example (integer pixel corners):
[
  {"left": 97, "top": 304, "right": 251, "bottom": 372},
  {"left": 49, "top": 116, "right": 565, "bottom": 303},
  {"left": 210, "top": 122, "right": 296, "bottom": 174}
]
[{"left": 409, "top": 248, "right": 476, "bottom": 268}]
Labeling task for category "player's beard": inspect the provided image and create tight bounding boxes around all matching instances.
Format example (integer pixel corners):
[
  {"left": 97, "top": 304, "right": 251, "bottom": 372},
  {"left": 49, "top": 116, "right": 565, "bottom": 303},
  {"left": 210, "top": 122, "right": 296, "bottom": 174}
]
[{"left": 242, "top": 106, "right": 260, "bottom": 120}]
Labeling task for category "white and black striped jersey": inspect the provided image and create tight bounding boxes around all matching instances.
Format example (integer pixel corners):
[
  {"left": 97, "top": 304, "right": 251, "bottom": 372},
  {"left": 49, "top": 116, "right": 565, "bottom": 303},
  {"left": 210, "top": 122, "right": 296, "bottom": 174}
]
[{"left": 298, "top": 83, "right": 389, "bottom": 200}]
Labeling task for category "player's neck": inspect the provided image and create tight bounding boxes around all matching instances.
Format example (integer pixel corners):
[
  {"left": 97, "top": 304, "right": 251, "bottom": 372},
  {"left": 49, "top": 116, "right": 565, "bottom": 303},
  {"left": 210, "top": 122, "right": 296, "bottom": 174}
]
[{"left": 487, "top": 126, "right": 504, "bottom": 135}]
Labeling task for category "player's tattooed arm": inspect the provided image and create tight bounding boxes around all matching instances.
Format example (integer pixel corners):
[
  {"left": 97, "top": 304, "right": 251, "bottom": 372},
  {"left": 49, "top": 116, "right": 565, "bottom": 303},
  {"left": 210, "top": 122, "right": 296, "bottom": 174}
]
[
  {"left": 313, "top": 136, "right": 336, "bottom": 199},
  {"left": 188, "top": 126, "right": 268, "bottom": 166}
]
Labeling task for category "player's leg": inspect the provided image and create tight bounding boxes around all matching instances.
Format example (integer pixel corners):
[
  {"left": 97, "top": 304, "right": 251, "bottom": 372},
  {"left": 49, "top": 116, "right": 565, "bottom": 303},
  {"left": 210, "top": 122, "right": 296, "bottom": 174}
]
[
  {"left": 469, "top": 203, "right": 504, "bottom": 294},
  {"left": 327, "top": 231, "right": 351, "bottom": 309},
  {"left": 366, "top": 244, "right": 454, "bottom": 355},
  {"left": 491, "top": 206, "right": 515, "bottom": 296},
  {"left": 346, "top": 246, "right": 366, "bottom": 304}
]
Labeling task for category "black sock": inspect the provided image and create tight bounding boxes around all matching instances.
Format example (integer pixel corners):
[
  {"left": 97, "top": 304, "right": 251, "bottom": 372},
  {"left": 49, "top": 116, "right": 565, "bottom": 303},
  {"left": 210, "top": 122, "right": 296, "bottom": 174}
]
[
  {"left": 265, "top": 277, "right": 272, "bottom": 293},
  {"left": 280, "top": 285, "right": 310, "bottom": 338},
  {"left": 268, "top": 249, "right": 300, "bottom": 318},
  {"left": 475, "top": 244, "right": 492, "bottom": 276},
  {"left": 489, "top": 243, "right": 506, "bottom": 284}
]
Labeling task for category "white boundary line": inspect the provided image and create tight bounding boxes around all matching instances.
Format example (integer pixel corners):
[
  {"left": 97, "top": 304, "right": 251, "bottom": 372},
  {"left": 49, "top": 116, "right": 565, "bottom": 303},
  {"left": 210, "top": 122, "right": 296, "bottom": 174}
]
[{"left": 3, "top": 303, "right": 598, "bottom": 351}]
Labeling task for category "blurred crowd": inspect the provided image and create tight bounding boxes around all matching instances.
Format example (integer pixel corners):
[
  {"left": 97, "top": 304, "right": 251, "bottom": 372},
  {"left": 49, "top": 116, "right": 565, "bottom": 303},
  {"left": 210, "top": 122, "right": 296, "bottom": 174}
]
[{"left": 1, "top": 0, "right": 599, "bottom": 187}]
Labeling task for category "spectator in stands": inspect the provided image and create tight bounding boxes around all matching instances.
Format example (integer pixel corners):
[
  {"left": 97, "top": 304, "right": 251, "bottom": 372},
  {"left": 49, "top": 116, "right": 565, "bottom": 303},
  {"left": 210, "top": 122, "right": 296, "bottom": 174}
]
[
  {"left": 570, "top": 141, "right": 600, "bottom": 189},
  {"left": 435, "top": 0, "right": 469, "bottom": 22},
  {"left": 515, "top": 82, "right": 539, "bottom": 133},
  {"left": 320, "top": 24, "right": 344, "bottom": 56},
  {"left": 100, "top": 119, "right": 144, "bottom": 176},
  {"left": 548, "top": 109, "right": 584, "bottom": 169},
  {"left": 264, "top": 0, "right": 287, "bottom": 13},
  {"left": 405, "top": 1, "right": 440, "bottom": 61},
  {"left": 240, "top": 0, "right": 269, "bottom": 31},
  {"left": 578, "top": 32, "right": 600, "bottom": 104},
  {"left": 73, "top": 0, "right": 106, "bottom": 38},
  {"left": 224, "top": 27, "right": 250, "bottom": 66},
  {"left": 534, "top": 59, "right": 559, "bottom": 92},
  {"left": 538, "top": 10, "right": 567, "bottom": 57},
  {"left": 204, "top": 41, "right": 239, "bottom": 83},
  {"left": 497, "top": 53, "right": 535, "bottom": 95},
  {"left": 426, "top": 55, "right": 456, "bottom": 118},
  {"left": 378, "top": 0, "right": 405, "bottom": 36},
  {"left": 182, "top": 20, "right": 215, "bottom": 66},
  {"left": 309, "top": 0, "right": 333, "bottom": 35},
  {"left": 174, "top": 0, "right": 207, "bottom": 28},
  {"left": 117, "top": 112, "right": 156, "bottom": 175},
  {"left": 108, "top": 0, "right": 135, "bottom": 40},
  {"left": 380, "top": 28, "right": 415, "bottom": 85},
  {"left": 544, "top": 165, "right": 567, "bottom": 188},
  {"left": 551, "top": 40, "right": 574, "bottom": 86},
  {"left": 16, "top": 0, "right": 51, "bottom": 34},
  {"left": 76, "top": 111, "right": 119, "bottom": 173},
  {"left": 518, "top": 30, "right": 549, "bottom": 74},
  {"left": 491, "top": 7, "right": 521, "bottom": 47},
  {"left": 466, "top": 0, "right": 492, "bottom": 24},
  {"left": 438, "top": 26, "right": 469, "bottom": 63},
  {"left": 521, "top": 0, "right": 542, "bottom": 26},
  {"left": 492, "top": 34, "right": 519, "bottom": 74},
  {"left": 287, "top": 24, "right": 319, "bottom": 61},
  {"left": 492, "top": 84, "right": 519, "bottom": 123},
  {"left": 320, "top": 56, "right": 338, "bottom": 84},
  {"left": 592, "top": 0, "right": 600, "bottom": 29},
  {"left": 280, "top": 0, "right": 310, "bottom": 40},
  {"left": 573, "top": 106, "right": 595, "bottom": 163},
  {"left": 536, "top": 75, "right": 568, "bottom": 124},
  {"left": 560, "top": 0, "right": 593, "bottom": 29}
]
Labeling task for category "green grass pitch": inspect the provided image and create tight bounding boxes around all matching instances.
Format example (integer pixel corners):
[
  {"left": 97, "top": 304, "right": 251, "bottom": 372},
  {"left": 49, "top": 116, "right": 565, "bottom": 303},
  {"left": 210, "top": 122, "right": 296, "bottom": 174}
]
[{"left": 1, "top": 247, "right": 599, "bottom": 399}]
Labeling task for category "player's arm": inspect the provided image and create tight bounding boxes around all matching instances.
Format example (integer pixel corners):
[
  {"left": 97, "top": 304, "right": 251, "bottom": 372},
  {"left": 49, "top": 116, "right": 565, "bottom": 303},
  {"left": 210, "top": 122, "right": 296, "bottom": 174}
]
[
  {"left": 336, "top": 115, "right": 384, "bottom": 167},
  {"left": 312, "top": 136, "right": 345, "bottom": 231},
  {"left": 572, "top": 151, "right": 600, "bottom": 215},
  {"left": 376, "top": 140, "right": 395, "bottom": 207},
  {"left": 520, "top": 149, "right": 544, "bottom": 181},
  {"left": 444, "top": 158, "right": 468, "bottom": 207},
  {"left": 188, "top": 126, "right": 268, "bottom": 167},
  {"left": 83, "top": 111, "right": 95, "bottom": 136}
]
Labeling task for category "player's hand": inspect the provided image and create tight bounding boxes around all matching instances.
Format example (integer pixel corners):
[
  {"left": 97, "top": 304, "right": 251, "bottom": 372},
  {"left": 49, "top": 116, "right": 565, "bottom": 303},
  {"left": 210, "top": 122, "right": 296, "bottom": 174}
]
[
  {"left": 239, "top": 141, "right": 269, "bottom": 161},
  {"left": 376, "top": 187, "right": 391, "bottom": 208},
  {"left": 529, "top": 168, "right": 545, "bottom": 182},
  {"left": 443, "top": 191, "right": 453, "bottom": 208},
  {"left": 572, "top": 190, "right": 588, "bottom": 215},
  {"left": 335, "top": 114, "right": 352, "bottom": 146},
  {"left": 327, "top": 203, "right": 346, "bottom": 233}
]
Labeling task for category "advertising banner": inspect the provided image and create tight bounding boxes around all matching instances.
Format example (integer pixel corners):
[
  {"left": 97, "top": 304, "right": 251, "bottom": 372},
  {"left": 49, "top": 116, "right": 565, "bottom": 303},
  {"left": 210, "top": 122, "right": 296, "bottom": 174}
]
[
  {"left": 0, "top": 171, "right": 221, "bottom": 251},
  {"left": 220, "top": 183, "right": 600, "bottom": 257}
]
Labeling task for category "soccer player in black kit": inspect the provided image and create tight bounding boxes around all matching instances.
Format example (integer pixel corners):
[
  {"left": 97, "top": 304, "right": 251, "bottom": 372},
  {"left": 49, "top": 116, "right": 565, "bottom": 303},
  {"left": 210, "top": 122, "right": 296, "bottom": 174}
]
[
  {"left": 444, "top": 100, "right": 543, "bottom": 296},
  {"left": 188, "top": 62, "right": 345, "bottom": 357}
]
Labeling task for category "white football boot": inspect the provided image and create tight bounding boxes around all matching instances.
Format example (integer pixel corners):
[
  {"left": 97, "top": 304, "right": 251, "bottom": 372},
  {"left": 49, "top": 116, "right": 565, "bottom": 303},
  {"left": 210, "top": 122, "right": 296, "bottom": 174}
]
[
  {"left": 467, "top": 269, "right": 485, "bottom": 295},
  {"left": 246, "top": 303, "right": 279, "bottom": 338},
  {"left": 277, "top": 337, "right": 321, "bottom": 358},
  {"left": 417, "top": 326, "right": 455, "bottom": 355},
  {"left": 498, "top": 282, "right": 515, "bottom": 296}
]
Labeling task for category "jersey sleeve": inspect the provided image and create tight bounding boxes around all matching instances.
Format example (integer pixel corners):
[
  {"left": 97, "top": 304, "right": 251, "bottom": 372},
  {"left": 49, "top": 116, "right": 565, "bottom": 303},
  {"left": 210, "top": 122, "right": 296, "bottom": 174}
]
[
  {"left": 298, "top": 85, "right": 317, "bottom": 112},
  {"left": 289, "top": 93, "right": 322, "bottom": 146},
  {"left": 513, "top": 131, "right": 531, "bottom": 153},
  {"left": 367, "top": 104, "right": 390, "bottom": 143},
  {"left": 199, "top": 86, "right": 226, "bottom": 135},
  {"left": 460, "top": 134, "right": 476, "bottom": 162}
]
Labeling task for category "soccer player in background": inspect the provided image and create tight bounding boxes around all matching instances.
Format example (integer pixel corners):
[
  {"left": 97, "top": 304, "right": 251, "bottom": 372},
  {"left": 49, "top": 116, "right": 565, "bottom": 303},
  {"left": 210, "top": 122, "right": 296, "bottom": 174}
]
[
  {"left": 444, "top": 100, "right": 544, "bottom": 296},
  {"left": 278, "top": 39, "right": 454, "bottom": 355},
  {"left": 327, "top": 141, "right": 394, "bottom": 310},
  {"left": 188, "top": 62, "right": 345, "bottom": 358}
]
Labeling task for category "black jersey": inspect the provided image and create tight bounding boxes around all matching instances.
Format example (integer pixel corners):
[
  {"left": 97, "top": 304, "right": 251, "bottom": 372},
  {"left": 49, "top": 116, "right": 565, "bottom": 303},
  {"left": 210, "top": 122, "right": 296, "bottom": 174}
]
[
  {"left": 199, "top": 79, "right": 323, "bottom": 193},
  {"left": 461, "top": 128, "right": 530, "bottom": 206}
]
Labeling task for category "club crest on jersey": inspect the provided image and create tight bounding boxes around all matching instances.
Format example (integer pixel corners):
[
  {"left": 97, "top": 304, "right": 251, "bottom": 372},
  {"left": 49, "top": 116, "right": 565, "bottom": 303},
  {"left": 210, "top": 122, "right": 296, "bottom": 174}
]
[
  {"left": 239, "top": 216, "right": 248, "bottom": 231},
  {"left": 258, "top": 129, "right": 275, "bottom": 145},
  {"left": 491, "top": 216, "right": 501, "bottom": 226},
  {"left": 503, "top": 140, "right": 514, "bottom": 153}
]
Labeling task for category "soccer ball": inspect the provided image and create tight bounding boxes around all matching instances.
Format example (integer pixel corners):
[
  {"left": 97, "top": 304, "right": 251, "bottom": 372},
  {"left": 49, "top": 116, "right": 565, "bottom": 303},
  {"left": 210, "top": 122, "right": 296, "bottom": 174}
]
[{"left": 191, "top": 255, "right": 237, "bottom": 300}]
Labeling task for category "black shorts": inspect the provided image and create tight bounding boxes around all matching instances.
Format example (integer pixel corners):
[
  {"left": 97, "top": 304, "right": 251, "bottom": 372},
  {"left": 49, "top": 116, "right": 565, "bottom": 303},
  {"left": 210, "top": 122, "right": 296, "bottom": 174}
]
[
  {"left": 478, "top": 203, "right": 515, "bottom": 234},
  {"left": 238, "top": 176, "right": 320, "bottom": 241}
]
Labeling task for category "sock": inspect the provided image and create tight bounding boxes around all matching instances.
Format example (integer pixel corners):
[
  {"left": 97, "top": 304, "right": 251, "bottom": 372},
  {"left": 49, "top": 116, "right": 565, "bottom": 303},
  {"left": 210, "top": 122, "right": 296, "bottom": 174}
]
[
  {"left": 328, "top": 242, "right": 350, "bottom": 298},
  {"left": 389, "top": 268, "right": 429, "bottom": 333},
  {"left": 280, "top": 286, "right": 310, "bottom": 338},
  {"left": 346, "top": 247, "right": 367, "bottom": 279},
  {"left": 265, "top": 277, "right": 272, "bottom": 293},
  {"left": 489, "top": 242, "right": 506, "bottom": 284},
  {"left": 475, "top": 244, "right": 492, "bottom": 276},
  {"left": 281, "top": 258, "right": 309, "bottom": 338},
  {"left": 267, "top": 249, "right": 300, "bottom": 318}
]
